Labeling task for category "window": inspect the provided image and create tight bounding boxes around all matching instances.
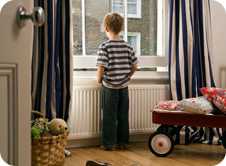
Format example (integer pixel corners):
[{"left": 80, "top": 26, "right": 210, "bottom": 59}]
[
  {"left": 127, "top": 32, "right": 141, "bottom": 55},
  {"left": 72, "top": 0, "right": 168, "bottom": 69},
  {"left": 112, "top": 0, "right": 142, "bottom": 18}
]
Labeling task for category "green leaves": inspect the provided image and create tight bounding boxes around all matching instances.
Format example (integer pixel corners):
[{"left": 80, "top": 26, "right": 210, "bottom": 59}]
[
  {"left": 31, "top": 118, "right": 49, "bottom": 138},
  {"left": 31, "top": 126, "right": 41, "bottom": 139},
  {"left": 31, "top": 118, "right": 68, "bottom": 138}
]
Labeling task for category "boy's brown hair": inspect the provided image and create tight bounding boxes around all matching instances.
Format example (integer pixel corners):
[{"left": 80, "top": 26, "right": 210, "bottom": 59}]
[{"left": 104, "top": 13, "right": 124, "bottom": 34}]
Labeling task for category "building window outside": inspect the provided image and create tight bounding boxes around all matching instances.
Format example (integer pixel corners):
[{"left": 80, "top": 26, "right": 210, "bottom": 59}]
[
  {"left": 127, "top": 32, "right": 141, "bottom": 55},
  {"left": 72, "top": 0, "right": 166, "bottom": 69},
  {"left": 112, "top": 0, "right": 141, "bottom": 18},
  {"left": 112, "top": 0, "right": 124, "bottom": 15}
]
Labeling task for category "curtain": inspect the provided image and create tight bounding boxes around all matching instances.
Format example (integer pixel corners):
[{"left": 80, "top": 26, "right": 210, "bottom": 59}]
[
  {"left": 168, "top": 0, "right": 221, "bottom": 144},
  {"left": 32, "top": 0, "right": 72, "bottom": 121}
]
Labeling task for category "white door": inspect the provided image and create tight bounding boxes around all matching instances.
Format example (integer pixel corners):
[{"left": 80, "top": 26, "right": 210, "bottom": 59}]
[{"left": 0, "top": 0, "right": 40, "bottom": 165}]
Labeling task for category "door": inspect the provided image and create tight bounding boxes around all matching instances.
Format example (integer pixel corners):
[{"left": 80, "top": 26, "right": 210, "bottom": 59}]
[{"left": 0, "top": 0, "right": 33, "bottom": 165}]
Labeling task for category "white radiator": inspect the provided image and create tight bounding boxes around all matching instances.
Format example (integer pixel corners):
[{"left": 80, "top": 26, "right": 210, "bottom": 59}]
[
  {"left": 68, "top": 84, "right": 169, "bottom": 139},
  {"left": 220, "top": 67, "right": 226, "bottom": 88}
]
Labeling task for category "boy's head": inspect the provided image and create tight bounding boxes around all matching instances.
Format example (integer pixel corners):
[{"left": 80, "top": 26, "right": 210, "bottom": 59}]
[{"left": 104, "top": 13, "right": 124, "bottom": 35}]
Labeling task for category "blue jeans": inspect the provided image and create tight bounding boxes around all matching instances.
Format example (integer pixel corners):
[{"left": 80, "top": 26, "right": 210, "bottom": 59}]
[{"left": 101, "top": 85, "right": 129, "bottom": 148}]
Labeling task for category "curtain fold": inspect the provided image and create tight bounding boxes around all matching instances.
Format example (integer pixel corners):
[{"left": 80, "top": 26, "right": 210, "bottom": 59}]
[
  {"left": 169, "top": 0, "right": 215, "bottom": 101},
  {"left": 32, "top": 0, "right": 71, "bottom": 121},
  {"left": 168, "top": 0, "right": 221, "bottom": 145}
]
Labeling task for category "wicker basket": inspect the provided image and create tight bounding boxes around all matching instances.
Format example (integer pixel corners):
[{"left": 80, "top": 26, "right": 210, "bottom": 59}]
[{"left": 31, "top": 111, "right": 68, "bottom": 166}]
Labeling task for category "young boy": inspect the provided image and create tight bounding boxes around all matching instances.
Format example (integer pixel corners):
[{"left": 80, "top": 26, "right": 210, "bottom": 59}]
[{"left": 96, "top": 13, "right": 138, "bottom": 150}]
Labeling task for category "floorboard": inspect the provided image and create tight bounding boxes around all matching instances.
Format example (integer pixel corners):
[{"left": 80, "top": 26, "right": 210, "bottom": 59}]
[{"left": 64, "top": 143, "right": 226, "bottom": 166}]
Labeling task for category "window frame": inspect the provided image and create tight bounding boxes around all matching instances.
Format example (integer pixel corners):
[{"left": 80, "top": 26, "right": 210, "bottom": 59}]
[{"left": 72, "top": 0, "right": 168, "bottom": 70}]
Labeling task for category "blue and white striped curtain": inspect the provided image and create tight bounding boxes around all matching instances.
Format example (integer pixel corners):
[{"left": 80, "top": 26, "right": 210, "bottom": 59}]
[
  {"left": 168, "top": 0, "right": 221, "bottom": 144},
  {"left": 169, "top": 0, "right": 215, "bottom": 100},
  {"left": 32, "top": 0, "right": 72, "bottom": 121}
]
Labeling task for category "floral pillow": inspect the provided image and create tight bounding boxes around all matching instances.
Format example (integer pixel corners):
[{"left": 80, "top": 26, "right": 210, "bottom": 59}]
[
  {"left": 179, "top": 97, "right": 213, "bottom": 114},
  {"left": 213, "top": 95, "right": 226, "bottom": 113},
  {"left": 154, "top": 100, "right": 180, "bottom": 111},
  {"left": 200, "top": 87, "right": 226, "bottom": 114},
  {"left": 200, "top": 87, "right": 218, "bottom": 101}
]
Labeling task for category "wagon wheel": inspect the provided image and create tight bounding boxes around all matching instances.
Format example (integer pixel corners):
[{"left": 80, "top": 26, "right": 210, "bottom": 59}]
[
  {"left": 156, "top": 125, "right": 177, "bottom": 136},
  {"left": 148, "top": 132, "right": 174, "bottom": 157},
  {"left": 222, "top": 130, "right": 226, "bottom": 149},
  {"left": 156, "top": 125, "right": 169, "bottom": 133}
]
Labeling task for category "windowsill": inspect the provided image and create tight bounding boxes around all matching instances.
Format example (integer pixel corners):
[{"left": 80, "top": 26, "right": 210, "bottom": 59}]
[
  {"left": 127, "top": 15, "right": 142, "bottom": 19},
  {"left": 73, "top": 56, "right": 168, "bottom": 69},
  {"left": 73, "top": 70, "right": 168, "bottom": 81}
]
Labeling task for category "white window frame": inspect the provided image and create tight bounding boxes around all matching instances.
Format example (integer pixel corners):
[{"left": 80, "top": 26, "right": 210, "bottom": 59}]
[
  {"left": 73, "top": 0, "right": 168, "bottom": 69},
  {"left": 112, "top": 0, "right": 142, "bottom": 18},
  {"left": 128, "top": 0, "right": 142, "bottom": 18}
]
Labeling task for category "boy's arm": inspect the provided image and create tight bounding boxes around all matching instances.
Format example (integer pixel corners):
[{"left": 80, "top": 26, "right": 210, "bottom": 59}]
[
  {"left": 96, "top": 44, "right": 108, "bottom": 84},
  {"left": 128, "top": 48, "right": 138, "bottom": 79},
  {"left": 128, "top": 64, "right": 138, "bottom": 78},
  {"left": 97, "top": 65, "right": 105, "bottom": 83}
]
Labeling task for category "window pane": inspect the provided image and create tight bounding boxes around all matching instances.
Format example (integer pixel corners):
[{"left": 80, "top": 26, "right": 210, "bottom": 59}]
[
  {"left": 112, "top": 2, "right": 124, "bottom": 13},
  {"left": 128, "top": 0, "right": 157, "bottom": 56},
  {"left": 72, "top": 0, "right": 157, "bottom": 57},
  {"left": 128, "top": 4, "right": 137, "bottom": 15},
  {"left": 112, "top": 0, "right": 125, "bottom": 15},
  {"left": 85, "top": 0, "right": 125, "bottom": 55},
  {"left": 128, "top": 36, "right": 136, "bottom": 48},
  {"left": 72, "top": 0, "right": 82, "bottom": 55},
  {"left": 85, "top": 0, "right": 111, "bottom": 55},
  {"left": 128, "top": 36, "right": 137, "bottom": 52},
  {"left": 128, "top": 0, "right": 137, "bottom": 3},
  {"left": 113, "top": 0, "right": 138, "bottom": 17}
]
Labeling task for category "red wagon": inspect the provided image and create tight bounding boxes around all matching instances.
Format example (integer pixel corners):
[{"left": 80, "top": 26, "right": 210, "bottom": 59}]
[{"left": 148, "top": 110, "right": 226, "bottom": 157}]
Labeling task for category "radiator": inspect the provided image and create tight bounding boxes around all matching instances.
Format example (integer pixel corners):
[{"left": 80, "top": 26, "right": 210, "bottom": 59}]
[
  {"left": 68, "top": 84, "right": 169, "bottom": 139},
  {"left": 220, "top": 67, "right": 226, "bottom": 88}
]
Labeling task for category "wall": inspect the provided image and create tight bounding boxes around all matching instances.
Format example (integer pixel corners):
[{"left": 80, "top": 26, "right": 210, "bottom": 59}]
[{"left": 211, "top": 0, "right": 226, "bottom": 87}]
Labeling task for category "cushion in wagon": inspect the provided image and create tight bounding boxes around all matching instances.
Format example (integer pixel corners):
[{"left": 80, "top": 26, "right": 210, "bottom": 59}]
[
  {"left": 179, "top": 97, "right": 213, "bottom": 114},
  {"left": 200, "top": 87, "right": 218, "bottom": 101},
  {"left": 154, "top": 100, "right": 181, "bottom": 111},
  {"left": 200, "top": 87, "right": 226, "bottom": 114}
]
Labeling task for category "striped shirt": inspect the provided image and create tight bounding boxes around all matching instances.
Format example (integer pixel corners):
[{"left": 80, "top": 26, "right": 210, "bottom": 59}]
[{"left": 97, "top": 39, "right": 138, "bottom": 89}]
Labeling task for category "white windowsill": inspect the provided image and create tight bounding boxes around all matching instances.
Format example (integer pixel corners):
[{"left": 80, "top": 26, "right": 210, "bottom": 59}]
[
  {"left": 73, "top": 70, "right": 168, "bottom": 86},
  {"left": 73, "top": 56, "right": 168, "bottom": 69}
]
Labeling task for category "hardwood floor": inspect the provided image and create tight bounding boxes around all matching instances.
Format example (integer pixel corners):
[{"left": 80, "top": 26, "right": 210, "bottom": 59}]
[{"left": 65, "top": 143, "right": 226, "bottom": 166}]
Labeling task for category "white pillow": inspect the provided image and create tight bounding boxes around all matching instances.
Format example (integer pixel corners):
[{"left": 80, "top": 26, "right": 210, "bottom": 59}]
[{"left": 179, "top": 97, "right": 213, "bottom": 114}]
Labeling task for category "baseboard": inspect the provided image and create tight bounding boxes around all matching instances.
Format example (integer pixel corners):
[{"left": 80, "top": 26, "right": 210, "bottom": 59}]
[{"left": 66, "top": 133, "right": 152, "bottom": 148}]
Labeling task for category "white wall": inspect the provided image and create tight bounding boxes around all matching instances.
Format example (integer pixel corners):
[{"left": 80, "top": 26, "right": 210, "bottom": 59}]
[{"left": 211, "top": 0, "right": 226, "bottom": 87}]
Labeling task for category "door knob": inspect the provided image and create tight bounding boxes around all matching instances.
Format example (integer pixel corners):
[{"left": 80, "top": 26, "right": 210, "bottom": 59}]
[{"left": 17, "top": 6, "right": 45, "bottom": 27}]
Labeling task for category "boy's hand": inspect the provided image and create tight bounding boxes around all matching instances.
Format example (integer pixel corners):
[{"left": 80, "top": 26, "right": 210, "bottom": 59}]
[
  {"left": 128, "top": 64, "right": 138, "bottom": 78},
  {"left": 97, "top": 65, "right": 105, "bottom": 83}
]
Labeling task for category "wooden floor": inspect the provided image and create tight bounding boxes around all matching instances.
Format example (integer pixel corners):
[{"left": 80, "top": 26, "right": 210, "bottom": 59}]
[{"left": 65, "top": 143, "right": 226, "bottom": 166}]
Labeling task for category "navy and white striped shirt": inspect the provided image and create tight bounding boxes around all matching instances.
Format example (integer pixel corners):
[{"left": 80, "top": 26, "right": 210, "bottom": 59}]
[{"left": 97, "top": 39, "right": 138, "bottom": 89}]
